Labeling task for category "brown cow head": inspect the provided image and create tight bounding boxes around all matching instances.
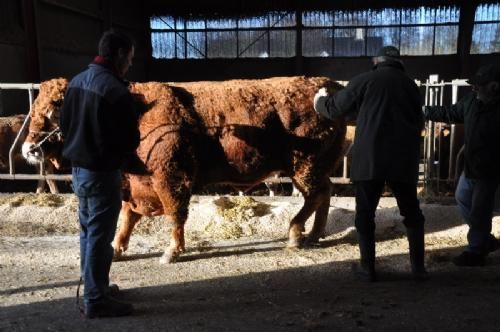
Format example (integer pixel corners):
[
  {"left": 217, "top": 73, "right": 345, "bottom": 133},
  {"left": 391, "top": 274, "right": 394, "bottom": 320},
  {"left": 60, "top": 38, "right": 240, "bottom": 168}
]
[{"left": 22, "top": 78, "right": 68, "bottom": 169}]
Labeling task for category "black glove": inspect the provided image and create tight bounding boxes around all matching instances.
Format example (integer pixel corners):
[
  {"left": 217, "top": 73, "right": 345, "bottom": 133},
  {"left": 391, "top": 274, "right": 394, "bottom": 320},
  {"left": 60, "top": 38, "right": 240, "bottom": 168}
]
[{"left": 313, "top": 88, "right": 329, "bottom": 115}]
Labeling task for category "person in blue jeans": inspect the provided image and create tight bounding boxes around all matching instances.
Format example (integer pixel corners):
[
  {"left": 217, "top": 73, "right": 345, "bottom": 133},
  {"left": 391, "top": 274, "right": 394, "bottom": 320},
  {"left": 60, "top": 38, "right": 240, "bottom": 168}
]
[
  {"left": 60, "top": 30, "right": 141, "bottom": 318},
  {"left": 424, "top": 64, "right": 500, "bottom": 266}
]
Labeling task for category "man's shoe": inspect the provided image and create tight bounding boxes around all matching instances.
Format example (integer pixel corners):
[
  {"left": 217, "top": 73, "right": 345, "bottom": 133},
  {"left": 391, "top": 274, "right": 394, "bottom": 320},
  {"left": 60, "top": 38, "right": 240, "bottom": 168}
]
[
  {"left": 487, "top": 235, "right": 500, "bottom": 253},
  {"left": 84, "top": 297, "right": 134, "bottom": 319},
  {"left": 452, "top": 251, "right": 485, "bottom": 267},
  {"left": 412, "top": 269, "right": 429, "bottom": 281},
  {"left": 105, "top": 284, "right": 120, "bottom": 297},
  {"left": 351, "top": 262, "right": 378, "bottom": 282}
]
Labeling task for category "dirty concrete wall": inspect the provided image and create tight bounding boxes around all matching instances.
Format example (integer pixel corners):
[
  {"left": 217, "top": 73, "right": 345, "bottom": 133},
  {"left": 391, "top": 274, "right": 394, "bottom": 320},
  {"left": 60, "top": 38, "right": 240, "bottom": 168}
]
[
  {"left": 36, "top": 0, "right": 148, "bottom": 82},
  {"left": 0, "top": 0, "right": 148, "bottom": 117},
  {"left": 0, "top": 1, "right": 31, "bottom": 116}
]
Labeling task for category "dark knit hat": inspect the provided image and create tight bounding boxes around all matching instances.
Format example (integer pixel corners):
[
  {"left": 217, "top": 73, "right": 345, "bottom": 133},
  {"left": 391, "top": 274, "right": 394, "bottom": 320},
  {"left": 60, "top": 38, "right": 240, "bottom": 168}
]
[{"left": 376, "top": 46, "right": 401, "bottom": 59}]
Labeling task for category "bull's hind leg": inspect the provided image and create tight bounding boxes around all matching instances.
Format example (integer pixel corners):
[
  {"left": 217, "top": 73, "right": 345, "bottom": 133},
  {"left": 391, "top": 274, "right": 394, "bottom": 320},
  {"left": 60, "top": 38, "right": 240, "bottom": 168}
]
[
  {"left": 159, "top": 211, "right": 188, "bottom": 264},
  {"left": 306, "top": 181, "right": 332, "bottom": 245},
  {"left": 288, "top": 177, "right": 332, "bottom": 248},
  {"left": 151, "top": 174, "right": 192, "bottom": 264},
  {"left": 112, "top": 202, "right": 142, "bottom": 259}
]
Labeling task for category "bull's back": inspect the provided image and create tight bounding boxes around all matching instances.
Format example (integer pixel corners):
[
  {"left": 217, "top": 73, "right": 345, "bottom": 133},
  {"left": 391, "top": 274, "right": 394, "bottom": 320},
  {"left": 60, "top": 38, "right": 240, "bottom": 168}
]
[{"left": 130, "top": 77, "right": 345, "bottom": 189}]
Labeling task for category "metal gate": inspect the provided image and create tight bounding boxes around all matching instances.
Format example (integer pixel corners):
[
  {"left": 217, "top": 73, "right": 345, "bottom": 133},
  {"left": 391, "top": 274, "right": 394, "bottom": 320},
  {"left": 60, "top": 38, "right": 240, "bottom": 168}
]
[{"left": 0, "top": 77, "right": 474, "bottom": 193}]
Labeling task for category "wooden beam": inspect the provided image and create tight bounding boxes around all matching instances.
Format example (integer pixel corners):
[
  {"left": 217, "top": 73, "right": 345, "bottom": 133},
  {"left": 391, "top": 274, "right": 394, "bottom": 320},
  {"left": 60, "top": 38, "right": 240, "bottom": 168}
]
[
  {"left": 101, "top": 0, "right": 112, "bottom": 31},
  {"left": 39, "top": 0, "right": 102, "bottom": 21},
  {"left": 456, "top": 2, "right": 477, "bottom": 77},
  {"left": 295, "top": 9, "right": 303, "bottom": 75},
  {"left": 21, "top": 0, "right": 40, "bottom": 82}
]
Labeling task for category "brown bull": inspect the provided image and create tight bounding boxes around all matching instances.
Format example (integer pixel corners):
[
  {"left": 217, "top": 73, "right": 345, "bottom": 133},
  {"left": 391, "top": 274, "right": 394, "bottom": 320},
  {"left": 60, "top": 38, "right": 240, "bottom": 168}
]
[
  {"left": 0, "top": 114, "right": 58, "bottom": 193},
  {"left": 23, "top": 76, "right": 346, "bottom": 263}
]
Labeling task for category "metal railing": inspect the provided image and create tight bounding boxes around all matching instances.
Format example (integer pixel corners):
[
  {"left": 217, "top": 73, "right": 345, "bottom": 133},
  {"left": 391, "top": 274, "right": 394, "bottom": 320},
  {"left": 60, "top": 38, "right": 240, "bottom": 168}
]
[
  {"left": 420, "top": 77, "right": 470, "bottom": 193},
  {"left": 0, "top": 77, "right": 470, "bottom": 192},
  {"left": 0, "top": 83, "right": 71, "bottom": 182}
]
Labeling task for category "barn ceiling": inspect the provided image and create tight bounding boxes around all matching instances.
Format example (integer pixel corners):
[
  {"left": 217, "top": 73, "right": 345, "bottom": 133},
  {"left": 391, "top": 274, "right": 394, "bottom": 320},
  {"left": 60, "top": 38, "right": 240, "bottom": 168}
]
[{"left": 147, "top": 0, "right": 497, "bottom": 17}]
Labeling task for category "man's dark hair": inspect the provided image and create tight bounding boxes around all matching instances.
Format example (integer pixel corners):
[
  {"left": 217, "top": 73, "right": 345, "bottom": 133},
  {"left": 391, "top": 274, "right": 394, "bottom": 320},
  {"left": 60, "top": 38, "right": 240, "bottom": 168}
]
[{"left": 98, "top": 30, "right": 134, "bottom": 60}]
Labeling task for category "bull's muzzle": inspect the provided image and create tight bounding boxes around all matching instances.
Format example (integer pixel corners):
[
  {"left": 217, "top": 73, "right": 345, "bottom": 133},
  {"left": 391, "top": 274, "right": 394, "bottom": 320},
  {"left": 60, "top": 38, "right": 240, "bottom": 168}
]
[{"left": 21, "top": 142, "right": 44, "bottom": 165}]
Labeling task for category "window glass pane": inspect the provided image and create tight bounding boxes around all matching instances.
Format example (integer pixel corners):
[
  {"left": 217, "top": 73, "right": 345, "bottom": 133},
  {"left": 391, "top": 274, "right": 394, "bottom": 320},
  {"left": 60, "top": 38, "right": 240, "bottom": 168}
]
[
  {"left": 367, "top": 9, "right": 400, "bottom": 25},
  {"left": 238, "top": 30, "right": 268, "bottom": 57},
  {"left": 175, "top": 17, "right": 185, "bottom": 29},
  {"left": 150, "top": 16, "right": 175, "bottom": 29},
  {"left": 270, "top": 30, "right": 295, "bottom": 57},
  {"left": 471, "top": 23, "right": 500, "bottom": 54},
  {"left": 434, "top": 25, "right": 458, "bottom": 54},
  {"left": 334, "top": 10, "right": 368, "bottom": 26},
  {"left": 175, "top": 32, "right": 186, "bottom": 58},
  {"left": 334, "top": 28, "right": 365, "bottom": 56},
  {"left": 475, "top": 3, "right": 500, "bottom": 21},
  {"left": 302, "top": 29, "right": 332, "bottom": 57},
  {"left": 366, "top": 27, "right": 399, "bottom": 56},
  {"left": 401, "top": 7, "right": 435, "bottom": 24},
  {"left": 270, "top": 11, "right": 295, "bottom": 27},
  {"left": 400, "top": 26, "right": 434, "bottom": 55},
  {"left": 186, "top": 31, "right": 205, "bottom": 58},
  {"left": 207, "top": 31, "right": 236, "bottom": 58},
  {"left": 207, "top": 18, "right": 236, "bottom": 29},
  {"left": 186, "top": 19, "right": 204, "bottom": 30},
  {"left": 151, "top": 32, "right": 176, "bottom": 58},
  {"left": 435, "top": 6, "right": 460, "bottom": 23},
  {"left": 302, "top": 11, "right": 333, "bottom": 27},
  {"left": 238, "top": 15, "right": 267, "bottom": 28}
]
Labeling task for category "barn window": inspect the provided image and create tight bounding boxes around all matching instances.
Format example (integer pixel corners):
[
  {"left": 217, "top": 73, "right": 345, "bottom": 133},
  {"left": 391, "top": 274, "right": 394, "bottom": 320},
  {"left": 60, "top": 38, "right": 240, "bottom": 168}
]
[
  {"left": 301, "top": 6, "right": 460, "bottom": 57},
  {"left": 150, "top": 11, "right": 296, "bottom": 59},
  {"left": 471, "top": 3, "right": 500, "bottom": 54}
]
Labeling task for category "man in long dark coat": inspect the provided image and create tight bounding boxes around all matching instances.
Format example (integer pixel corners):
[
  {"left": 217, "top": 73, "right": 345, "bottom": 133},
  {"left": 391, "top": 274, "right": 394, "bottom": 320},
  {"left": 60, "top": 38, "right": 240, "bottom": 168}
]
[{"left": 314, "top": 46, "right": 426, "bottom": 281}]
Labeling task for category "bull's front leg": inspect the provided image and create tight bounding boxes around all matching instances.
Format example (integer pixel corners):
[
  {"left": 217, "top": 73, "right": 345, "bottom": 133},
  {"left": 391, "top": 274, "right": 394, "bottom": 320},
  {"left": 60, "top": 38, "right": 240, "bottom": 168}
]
[
  {"left": 112, "top": 202, "right": 142, "bottom": 259},
  {"left": 159, "top": 215, "right": 186, "bottom": 264}
]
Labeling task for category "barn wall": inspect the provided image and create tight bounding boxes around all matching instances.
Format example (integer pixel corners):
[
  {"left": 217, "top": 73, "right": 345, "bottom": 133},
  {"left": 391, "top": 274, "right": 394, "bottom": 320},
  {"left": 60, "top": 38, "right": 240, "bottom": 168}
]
[
  {"left": 145, "top": 0, "right": 500, "bottom": 83},
  {"left": 1, "top": 0, "right": 499, "bottom": 93},
  {"left": 36, "top": 0, "right": 148, "bottom": 81},
  {"left": 147, "top": 55, "right": 485, "bottom": 83},
  {"left": 0, "top": 0, "right": 148, "bottom": 116},
  {"left": 0, "top": 1, "right": 32, "bottom": 116}
]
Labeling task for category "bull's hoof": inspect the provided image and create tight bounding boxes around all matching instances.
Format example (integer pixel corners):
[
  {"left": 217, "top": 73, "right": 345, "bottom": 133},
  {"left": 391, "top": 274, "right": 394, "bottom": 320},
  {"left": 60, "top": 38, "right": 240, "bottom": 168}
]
[
  {"left": 112, "top": 248, "right": 125, "bottom": 261},
  {"left": 287, "top": 236, "right": 304, "bottom": 248},
  {"left": 159, "top": 252, "right": 178, "bottom": 264}
]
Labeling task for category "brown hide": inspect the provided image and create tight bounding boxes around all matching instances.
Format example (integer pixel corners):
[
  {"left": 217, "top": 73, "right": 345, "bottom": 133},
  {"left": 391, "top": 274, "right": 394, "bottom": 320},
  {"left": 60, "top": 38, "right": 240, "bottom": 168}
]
[
  {"left": 0, "top": 115, "right": 27, "bottom": 170},
  {"left": 23, "top": 78, "right": 68, "bottom": 168},
  {"left": 0, "top": 114, "right": 58, "bottom": 193},
  {"left": 24, "top": 76, "right": 347, "bottom": 263}
]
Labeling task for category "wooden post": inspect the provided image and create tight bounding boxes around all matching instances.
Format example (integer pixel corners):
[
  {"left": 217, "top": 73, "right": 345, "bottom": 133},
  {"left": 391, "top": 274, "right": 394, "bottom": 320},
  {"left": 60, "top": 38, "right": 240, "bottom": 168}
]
[
  {"left": 21, "top": 0, "right": 41, "bottom": 83},
  {"left": 456, "top": 2, "right": 477, "bottom": 78}
]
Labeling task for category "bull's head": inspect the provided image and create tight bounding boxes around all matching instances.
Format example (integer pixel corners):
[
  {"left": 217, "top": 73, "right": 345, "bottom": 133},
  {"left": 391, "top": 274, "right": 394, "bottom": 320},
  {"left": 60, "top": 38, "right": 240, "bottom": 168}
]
[{"left": 22, "top": 78, "right": 68, "bottom": 169}]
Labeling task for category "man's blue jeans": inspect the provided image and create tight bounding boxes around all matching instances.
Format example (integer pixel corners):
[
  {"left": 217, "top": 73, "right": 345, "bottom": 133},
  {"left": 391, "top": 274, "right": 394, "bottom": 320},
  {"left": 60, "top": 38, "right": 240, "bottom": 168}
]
[
  {"left": 455, "top": 173, "right": 499, "bottom": 254},
  {"left": 72, "top": 167, "right": 122, "bottom": 304}
]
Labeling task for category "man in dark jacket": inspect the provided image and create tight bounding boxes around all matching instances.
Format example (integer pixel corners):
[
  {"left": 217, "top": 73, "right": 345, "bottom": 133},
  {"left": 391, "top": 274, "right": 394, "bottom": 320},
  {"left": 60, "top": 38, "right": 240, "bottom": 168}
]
[
  {"left": 314, "top": 46, "right": 426, "bottom": 281},
  {"left": 424, "top": 64, "right": 500, "bottom": 266},
  {"left": 60, "top": 30, "right": 140, "bottom": 318}
]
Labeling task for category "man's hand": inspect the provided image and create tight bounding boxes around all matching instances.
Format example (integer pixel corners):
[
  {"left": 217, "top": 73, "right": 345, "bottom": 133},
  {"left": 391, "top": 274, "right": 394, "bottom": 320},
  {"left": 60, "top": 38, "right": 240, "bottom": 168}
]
[{"left": 313, "top": 88, "right": 329, "bottom": 115}]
